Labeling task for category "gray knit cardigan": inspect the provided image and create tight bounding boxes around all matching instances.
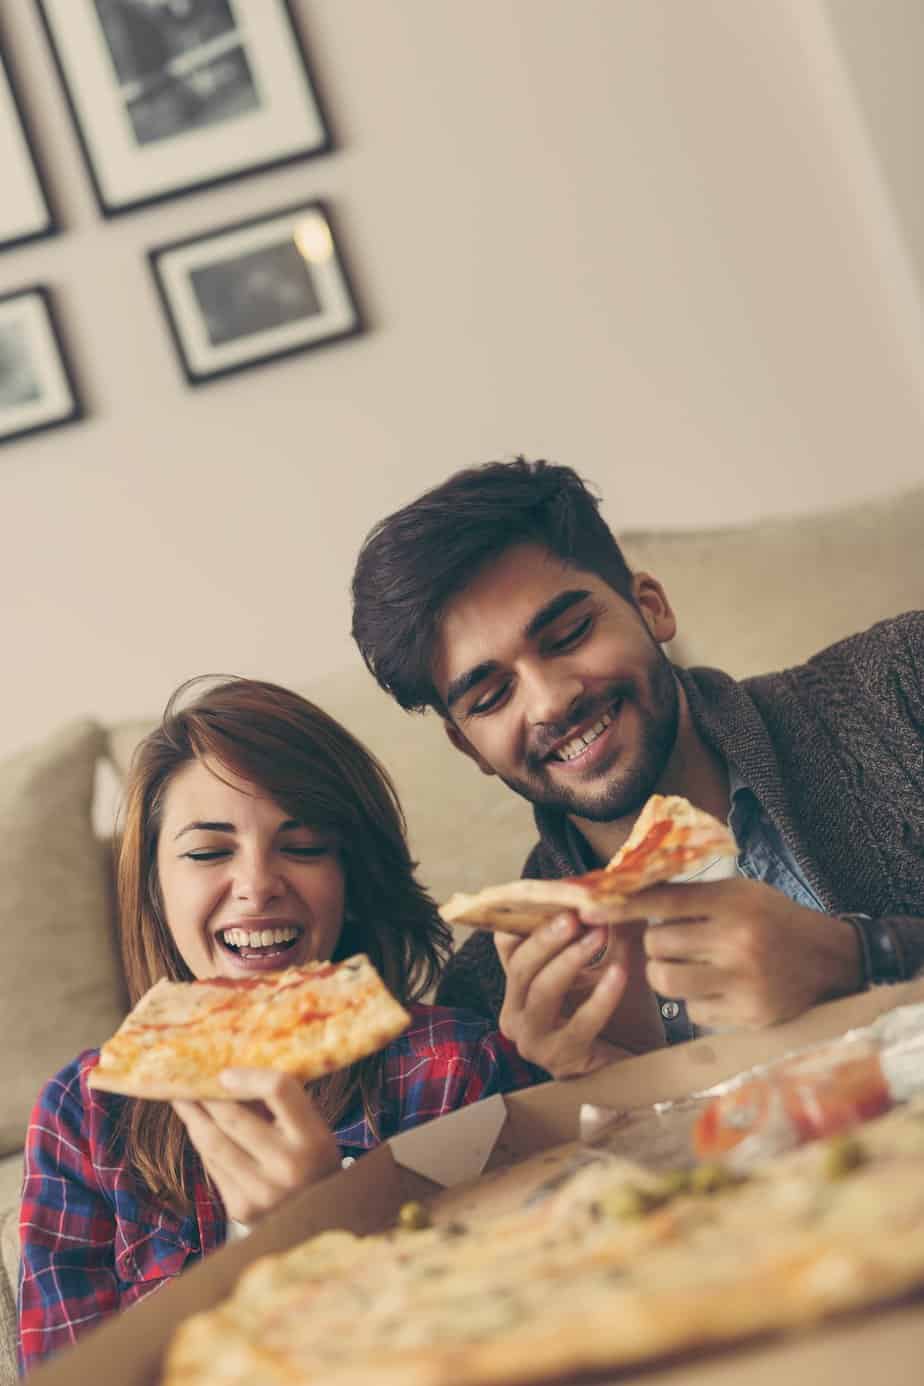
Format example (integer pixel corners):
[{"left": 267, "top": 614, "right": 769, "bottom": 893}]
[{"left": 436, "top": 612, "right": 924, "bottom": 1024}]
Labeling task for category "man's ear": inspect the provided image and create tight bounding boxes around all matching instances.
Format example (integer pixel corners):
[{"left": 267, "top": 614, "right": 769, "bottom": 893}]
[
  {"left": 631, "top": 572, "right": 677, "bottom": 645},
  {"left": 442, "top": 719, "right": 497, "bottom": 777}
]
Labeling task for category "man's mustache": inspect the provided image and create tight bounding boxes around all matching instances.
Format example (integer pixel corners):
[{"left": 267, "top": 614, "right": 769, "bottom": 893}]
[{"left": 525, "top": 683, "right": 633, "bottom": 769}]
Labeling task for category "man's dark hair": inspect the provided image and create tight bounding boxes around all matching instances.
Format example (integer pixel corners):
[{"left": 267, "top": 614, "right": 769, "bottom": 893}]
[{"left": 351, "top": 458, "right": 635, "bottom": 714}]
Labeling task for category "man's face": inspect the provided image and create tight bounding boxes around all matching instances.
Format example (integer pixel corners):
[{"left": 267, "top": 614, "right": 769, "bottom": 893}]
[{"left": 433, "top": 543, "right": 679, "bottom": 822}]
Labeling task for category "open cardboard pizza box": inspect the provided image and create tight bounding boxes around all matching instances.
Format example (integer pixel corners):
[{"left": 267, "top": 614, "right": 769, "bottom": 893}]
[{"left": 29, "top": 977, "right": 924, "bottom": 1386}]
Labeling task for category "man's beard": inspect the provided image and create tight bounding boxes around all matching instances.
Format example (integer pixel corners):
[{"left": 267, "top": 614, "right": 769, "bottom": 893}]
[{"left": 497, "top": 646, "right": 679, "bottom": 822}]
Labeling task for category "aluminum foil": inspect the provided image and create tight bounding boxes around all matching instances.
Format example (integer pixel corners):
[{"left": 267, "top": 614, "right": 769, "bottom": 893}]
[{"left": 576, "top": 999, "right": 924, "bottom": 1169}]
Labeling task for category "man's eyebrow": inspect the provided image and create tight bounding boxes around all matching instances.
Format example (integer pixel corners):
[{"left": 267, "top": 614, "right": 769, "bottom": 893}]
[
  {"left": 523, "top": 589, "right": 591, "bottom": 639},
  {"left": 446, "top": 661, "right": 499, "bottom": 711},
  {"left": 445, "top": 590, "right": 592, "bottom": 711}
]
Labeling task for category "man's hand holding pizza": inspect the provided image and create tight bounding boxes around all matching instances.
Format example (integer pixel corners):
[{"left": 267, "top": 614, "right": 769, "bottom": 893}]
[
  {"left": 639, "top": 877, "right": 863, "bottom": 1030},
  {"left": 173, "top": 1071, "right": 341, "bottom": 1226},
  {"left": 448, "top": 796, "right": 865, "bottom": 1077},
  {"left": 496, "top": 878, "right": 864, "bottom": 1081},
  {"left": 495, "top": 913, "right": 662, "bottom": 1079},
  {"left": 495, "top": 916, "right": 626, "bottom": 1079}
]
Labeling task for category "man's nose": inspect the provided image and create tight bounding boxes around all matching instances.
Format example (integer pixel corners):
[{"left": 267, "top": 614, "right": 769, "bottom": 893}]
[{"left": 520, "top": 662, "right": 583, "bottom": 727}]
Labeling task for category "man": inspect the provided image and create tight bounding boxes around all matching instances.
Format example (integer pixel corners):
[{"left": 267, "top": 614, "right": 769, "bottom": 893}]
[{"left": 351, "top": 459, "right": 924, "bottom": 1078}]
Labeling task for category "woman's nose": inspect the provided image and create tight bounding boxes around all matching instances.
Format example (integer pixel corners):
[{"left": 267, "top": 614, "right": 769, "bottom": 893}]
[{"left": 233, "top": 852, "right": 284, "bottom": 904}]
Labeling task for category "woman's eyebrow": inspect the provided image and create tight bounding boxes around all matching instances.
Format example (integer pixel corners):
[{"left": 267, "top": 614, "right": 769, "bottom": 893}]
[
  {"left": 173, "top": 820, "right": 235, "bottom": 840},
  {"left": 173, "top": 820, "right": 309, "bottom": 841}
]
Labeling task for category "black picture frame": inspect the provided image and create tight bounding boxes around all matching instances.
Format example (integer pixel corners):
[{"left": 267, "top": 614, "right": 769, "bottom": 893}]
[
  {"left": 0, "top": 48, "right": 57, "bottom": 252},
  {"left": 148, "top": 199, "right": 362, "bottom": 386},
  {"left": 37, "top": 0, "right": 331, "bottom": 218},
  {"left": 0, "top": 286, "right": 83, "bottom": 446}
]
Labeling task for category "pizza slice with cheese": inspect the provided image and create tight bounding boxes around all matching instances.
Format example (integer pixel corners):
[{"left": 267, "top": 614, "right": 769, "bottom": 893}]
[
  {"left": 439, "top": 794, "right": 735, "bottom": 935},
  {"left": 87, "top": 955, "right": 410, "bottom": 1100}
]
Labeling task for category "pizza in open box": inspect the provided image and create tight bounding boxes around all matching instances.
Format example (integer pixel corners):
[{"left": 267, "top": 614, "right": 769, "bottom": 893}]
[
  {"left": 440, "top": 793, "right": 736, "bottom": 935},
  {"left": 87, "top": 955, "right": 410, "bottom": 1100},
  {"left": 162, "top": 1099, "right": 924, "bottom": 1385}
]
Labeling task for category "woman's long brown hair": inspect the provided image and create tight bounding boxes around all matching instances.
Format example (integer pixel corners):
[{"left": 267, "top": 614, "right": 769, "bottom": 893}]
[{"left": 112, "top": 677, "right": 451, "bottom": 1212}]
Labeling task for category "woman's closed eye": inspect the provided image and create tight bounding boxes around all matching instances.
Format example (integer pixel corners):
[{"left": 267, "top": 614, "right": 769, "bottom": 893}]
[{"left": 182, "top": 844, "right": 331, "bottom": 862}]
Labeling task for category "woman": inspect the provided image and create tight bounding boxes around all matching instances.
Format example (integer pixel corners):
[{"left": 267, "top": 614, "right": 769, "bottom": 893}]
[{"left": 18, "top": 677, "right": 542, "bottom": 1371}]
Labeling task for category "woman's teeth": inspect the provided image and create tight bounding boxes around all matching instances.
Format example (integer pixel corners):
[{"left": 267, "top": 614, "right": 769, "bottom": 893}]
[
  {"left": 220, "top": 926, "right": 299, "bottom": 950},
  {"left": 555, "top": 709, "right": 614, "bottom": 762}
]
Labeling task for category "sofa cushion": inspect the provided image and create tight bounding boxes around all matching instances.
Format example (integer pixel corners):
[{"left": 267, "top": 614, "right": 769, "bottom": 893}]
[
  {"left": 303, "top": 670, "right": 539, "bottom": 909},
  {"left": 0, "top": 722, "right": 126, "bottom": 1157},
  {"left": 620, "top": 484, "right": 924, "bottom": 678}
]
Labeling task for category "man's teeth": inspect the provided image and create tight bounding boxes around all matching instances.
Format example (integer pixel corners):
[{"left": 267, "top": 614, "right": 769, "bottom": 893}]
[
  {"left": 556, "top": 710, "right": 614, "bottom": 762},
  {"left": 221, "top": 926, "right": 299, "bottom": 949}
]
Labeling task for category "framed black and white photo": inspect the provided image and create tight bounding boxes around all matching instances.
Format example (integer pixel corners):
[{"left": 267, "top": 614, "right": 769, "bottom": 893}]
[
  {"left": 149, "top": 200, "right": 361, "bottom": 385},
  {"left": 0, "top": 52, "right": 56, "bottom": 251},
  {"left": 0, "top": 287, "right": 82, "bottom": 445},
  {"left": 37, "top": 0, "right": 330, "bottom": 217}
]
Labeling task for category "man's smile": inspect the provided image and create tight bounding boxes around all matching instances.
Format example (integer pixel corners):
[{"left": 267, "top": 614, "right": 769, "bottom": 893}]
[
  {"left": 545, "top": 701, "right": 621, "bottom": 764},
  {"left": 529, "top": 693, "right": 628, "bottom": 776}
]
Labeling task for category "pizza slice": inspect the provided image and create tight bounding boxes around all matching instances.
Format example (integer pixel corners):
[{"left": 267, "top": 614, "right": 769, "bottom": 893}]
[
  {"left": 87, "top": 955, "right": 410, "bottom": 1100},
  {"left": 439, "top": 794, "right": 735, "bottom": 935}
]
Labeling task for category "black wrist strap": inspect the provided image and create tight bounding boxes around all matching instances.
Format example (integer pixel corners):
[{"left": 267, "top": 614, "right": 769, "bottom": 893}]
[{"left": 839, "top": 913, "right": 905, "bottom": 987}]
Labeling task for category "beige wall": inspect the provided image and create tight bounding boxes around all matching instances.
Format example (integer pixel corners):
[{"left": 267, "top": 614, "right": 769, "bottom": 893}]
[
  {"left": 2, "top": 0, "right": 923, "bottom": 760},
  {"left": 824, "top": 0, "right": 924, "bottom": 297}
]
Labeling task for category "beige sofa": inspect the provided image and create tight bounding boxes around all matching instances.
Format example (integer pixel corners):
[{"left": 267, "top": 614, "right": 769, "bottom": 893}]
[{"left": 3, "top": 486, "right": 923, "bottom": 1383}]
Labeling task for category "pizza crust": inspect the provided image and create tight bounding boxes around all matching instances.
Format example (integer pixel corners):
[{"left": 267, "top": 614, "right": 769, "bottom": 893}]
[{"left": 438, "top": 873, "right": 630, "bottom": 935}]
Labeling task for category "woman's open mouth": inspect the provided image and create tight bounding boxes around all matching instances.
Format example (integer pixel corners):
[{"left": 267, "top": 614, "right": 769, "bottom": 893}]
[{"left": 216, "top": 925, "right": 303, "bottom": 963}]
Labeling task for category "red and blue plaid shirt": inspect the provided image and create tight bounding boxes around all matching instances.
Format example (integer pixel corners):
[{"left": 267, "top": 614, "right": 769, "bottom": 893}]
[{"left": 18, "top": 1002, "right": 544, "bottom": 1373}]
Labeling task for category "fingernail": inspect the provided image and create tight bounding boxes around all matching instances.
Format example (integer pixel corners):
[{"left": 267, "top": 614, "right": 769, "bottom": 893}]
[
  {"left": 551, "top": 915, "right": 573, "bottom": 936},
  {"left": 218, "top": 1070, "right": 240, "bottom": 1088}
]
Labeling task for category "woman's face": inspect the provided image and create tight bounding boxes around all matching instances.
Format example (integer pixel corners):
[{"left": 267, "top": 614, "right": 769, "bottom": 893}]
[{"left": 155, "top": 758, "right": 346, "bottom": 980}]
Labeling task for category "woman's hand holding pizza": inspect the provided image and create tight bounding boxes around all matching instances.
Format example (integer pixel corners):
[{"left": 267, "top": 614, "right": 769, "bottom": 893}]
[
  {"left": 173, "top": 1070, "right": 340, "bottom": 1226},
  {"left": 639, "top": 877, "right": 863, "bottom": 1029},
  {"left": 495, "top": 913, "right": 653, "bottom": 1079}
]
